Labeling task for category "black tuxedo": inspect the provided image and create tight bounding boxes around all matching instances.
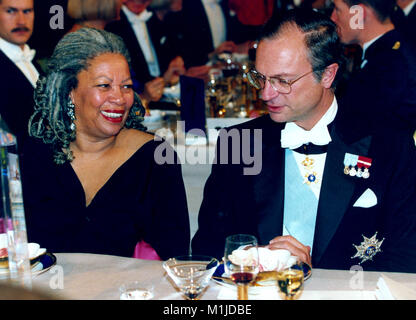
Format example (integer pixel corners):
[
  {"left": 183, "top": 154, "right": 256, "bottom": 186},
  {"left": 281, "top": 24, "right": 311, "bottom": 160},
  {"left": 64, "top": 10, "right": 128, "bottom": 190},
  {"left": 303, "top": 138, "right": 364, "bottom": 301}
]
[
  {"left": 337, "top": 29, "right": 416, "bottom": 134},
  {"left": 106, "top": 10, "right": 179, "bottom": 85},
  {"left": 191, "top": 109, "right": 416, "bottom": 272},
  {"left": 0, "top": 50, "right": 38, "bottom": 148},
  {"left": 179, "top": 0, "right": 248, "bottom": 67}
]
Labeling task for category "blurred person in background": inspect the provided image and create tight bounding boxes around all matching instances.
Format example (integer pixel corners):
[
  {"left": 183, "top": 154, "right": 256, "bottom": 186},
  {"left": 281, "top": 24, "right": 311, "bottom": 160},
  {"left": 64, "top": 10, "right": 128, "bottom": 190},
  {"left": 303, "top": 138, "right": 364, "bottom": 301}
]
[
  {"left": 178, "top": 0, "right": 253, "bottom": 68},
  {"left": 106, "top": 0, "right": 186, "bottom": 107},
  {"left": 331, "top": 0, "right": 416, "bottom": 134},
  {"left": 392, "top": 0, "right": 416, "bottom": 43},
  {"left": 0, "top": 0, "right": 40, "bottom": 148},
  {"left": 67, "top": 0, "right": 122, "bottom": 32}
]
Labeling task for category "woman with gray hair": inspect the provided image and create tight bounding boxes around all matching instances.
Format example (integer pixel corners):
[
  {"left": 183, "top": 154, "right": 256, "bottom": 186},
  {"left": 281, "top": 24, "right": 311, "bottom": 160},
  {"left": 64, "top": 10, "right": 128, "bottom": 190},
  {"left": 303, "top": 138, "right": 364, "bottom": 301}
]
[{"left": 21, "top": 28, "right": 190, "bottom": 260}]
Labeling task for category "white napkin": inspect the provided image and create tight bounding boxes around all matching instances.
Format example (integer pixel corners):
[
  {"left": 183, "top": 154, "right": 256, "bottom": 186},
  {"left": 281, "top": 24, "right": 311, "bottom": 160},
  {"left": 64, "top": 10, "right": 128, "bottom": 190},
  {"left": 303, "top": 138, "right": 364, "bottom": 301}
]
[
  {"left": 375, "top": 274, "right": 416, "bottom": 300},
  {"left": 227, "top": 247, "right": 296, "bottom": 273}
]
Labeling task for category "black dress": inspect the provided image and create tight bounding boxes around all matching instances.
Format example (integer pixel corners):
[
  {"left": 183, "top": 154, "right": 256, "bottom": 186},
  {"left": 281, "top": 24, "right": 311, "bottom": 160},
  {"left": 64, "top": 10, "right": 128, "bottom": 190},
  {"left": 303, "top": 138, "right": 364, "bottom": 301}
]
[{"left": 20, "top": 138, "right": 190, "bottom": 260}]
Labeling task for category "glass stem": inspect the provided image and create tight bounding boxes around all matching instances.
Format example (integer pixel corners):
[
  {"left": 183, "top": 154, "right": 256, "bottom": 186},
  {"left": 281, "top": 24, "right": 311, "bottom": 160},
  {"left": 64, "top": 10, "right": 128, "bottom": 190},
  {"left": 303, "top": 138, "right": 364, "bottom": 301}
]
[{"left": 237, "top": 284, "right": 248, "bottom": 300}]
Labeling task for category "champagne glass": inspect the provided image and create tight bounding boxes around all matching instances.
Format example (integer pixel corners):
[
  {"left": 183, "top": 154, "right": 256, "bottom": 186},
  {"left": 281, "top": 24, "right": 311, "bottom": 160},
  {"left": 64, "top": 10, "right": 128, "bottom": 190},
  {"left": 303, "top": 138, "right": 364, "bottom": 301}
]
[
  {"left": 163, "top": 255, "right": 219, "bottom": 300},
  {"left": 276, "top": 260, "right": 305, "bottom": 300},
  {"left": 224, "top": 234, "right": 259, "bottom": 300}
]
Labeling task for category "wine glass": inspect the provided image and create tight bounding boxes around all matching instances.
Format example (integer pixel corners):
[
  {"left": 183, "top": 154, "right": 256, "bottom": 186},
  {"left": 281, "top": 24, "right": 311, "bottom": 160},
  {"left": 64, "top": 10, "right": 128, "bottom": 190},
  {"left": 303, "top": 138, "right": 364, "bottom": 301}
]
[
  {"left": 224, "top": 234, "right": 259, "bottom": 300},
  {"left": 163, "top": 255, "right": 219, "bottom": 300},
  {"left": 276, "top": 259, "right": 305, "bottom": 300}
]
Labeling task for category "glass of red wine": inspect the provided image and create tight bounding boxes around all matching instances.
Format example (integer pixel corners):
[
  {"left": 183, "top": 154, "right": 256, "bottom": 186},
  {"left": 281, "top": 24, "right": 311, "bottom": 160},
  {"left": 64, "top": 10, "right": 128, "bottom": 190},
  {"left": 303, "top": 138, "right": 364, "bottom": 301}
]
[{"left": 224, "top": 234, "right": 259, "bottom": 300}]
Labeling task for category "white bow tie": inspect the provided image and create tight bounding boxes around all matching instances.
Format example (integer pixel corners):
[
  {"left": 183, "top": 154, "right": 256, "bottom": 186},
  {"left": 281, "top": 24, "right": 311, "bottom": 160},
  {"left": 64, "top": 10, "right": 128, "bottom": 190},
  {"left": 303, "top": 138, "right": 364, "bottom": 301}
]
[
  {"left": 12, "top": 48, "right": 35, "bottom": 64},
  {"left": 129, "top": 10, "right": 153, "bottom": 24},
  {"left": 281, "top": 122, "right": 332, "bottom": 149}
]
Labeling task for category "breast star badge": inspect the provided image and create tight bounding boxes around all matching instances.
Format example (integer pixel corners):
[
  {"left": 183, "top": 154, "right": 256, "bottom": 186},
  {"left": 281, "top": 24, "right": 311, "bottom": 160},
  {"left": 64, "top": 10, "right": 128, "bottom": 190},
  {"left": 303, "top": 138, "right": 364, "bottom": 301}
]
[{"left": 351, "top": 232, "right": 384, "bottom": 265}]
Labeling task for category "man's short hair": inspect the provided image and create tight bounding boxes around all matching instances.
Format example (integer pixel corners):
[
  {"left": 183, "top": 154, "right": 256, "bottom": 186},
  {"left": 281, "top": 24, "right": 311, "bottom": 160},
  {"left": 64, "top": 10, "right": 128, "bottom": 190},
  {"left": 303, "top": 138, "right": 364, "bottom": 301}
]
[
  {"left": 342, "top": 0, "right": 396, "bottom": 22},
  {"left": 259, "top": 8, "right": 345, "bottom": 89}
]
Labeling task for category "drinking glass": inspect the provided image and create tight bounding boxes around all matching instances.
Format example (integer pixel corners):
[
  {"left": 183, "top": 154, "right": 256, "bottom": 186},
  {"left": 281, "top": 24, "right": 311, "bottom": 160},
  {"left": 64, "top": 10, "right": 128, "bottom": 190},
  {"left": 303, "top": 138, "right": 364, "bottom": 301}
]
[
  {"left": 276, "top": 260, "right": 305, "bottom": 300},
  {"left": 119, "top": 281, "right": 154, "bottom": 300},
  {"left": 224, "top": 234, "right": 259, "bottom": 300},
  {"left": 163, "top": 255, "right": 219, "bottom": 300}
]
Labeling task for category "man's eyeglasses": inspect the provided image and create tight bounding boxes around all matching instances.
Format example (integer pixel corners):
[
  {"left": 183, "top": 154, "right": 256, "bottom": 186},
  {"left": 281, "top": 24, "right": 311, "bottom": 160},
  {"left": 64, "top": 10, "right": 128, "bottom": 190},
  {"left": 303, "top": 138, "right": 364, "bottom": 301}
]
[{"left": 247, "top": 69, "right": 319, "bottom": 94}]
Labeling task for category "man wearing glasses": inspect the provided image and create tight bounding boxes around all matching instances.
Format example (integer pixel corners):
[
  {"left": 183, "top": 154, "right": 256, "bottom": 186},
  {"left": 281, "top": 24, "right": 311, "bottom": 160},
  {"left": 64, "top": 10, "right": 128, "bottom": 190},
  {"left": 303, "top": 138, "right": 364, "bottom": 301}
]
[{"left": 191, "top": 8, "right": 416, "bottom": 272}]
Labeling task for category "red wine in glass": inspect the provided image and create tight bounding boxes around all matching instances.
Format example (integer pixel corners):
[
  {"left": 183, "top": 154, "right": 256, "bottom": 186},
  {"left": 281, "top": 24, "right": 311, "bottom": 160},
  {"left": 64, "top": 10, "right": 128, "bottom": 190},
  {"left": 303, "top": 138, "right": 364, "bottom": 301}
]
[{"left": 230, "top": 272, "right": 255, "bottom": 285}]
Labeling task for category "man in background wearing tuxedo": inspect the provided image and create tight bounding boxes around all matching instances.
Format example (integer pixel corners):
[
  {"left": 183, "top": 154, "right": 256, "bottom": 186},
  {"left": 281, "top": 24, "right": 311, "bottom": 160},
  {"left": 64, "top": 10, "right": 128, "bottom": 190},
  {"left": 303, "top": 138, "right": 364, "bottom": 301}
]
[
  {"left": 191, "top": 9, "right": 416, "bottom": 273},
  {"left": 106, "top": 0, "right": 185, "bottom": 106},
  {"left": 0, "top": 0, "right": 39, "bottom": 146}
]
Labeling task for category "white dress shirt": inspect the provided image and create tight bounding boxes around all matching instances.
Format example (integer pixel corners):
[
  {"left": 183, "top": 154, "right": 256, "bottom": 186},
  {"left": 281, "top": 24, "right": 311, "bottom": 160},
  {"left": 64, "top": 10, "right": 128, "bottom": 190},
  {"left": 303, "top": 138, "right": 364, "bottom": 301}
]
[
  {"left": 0, "top": 37, "right": 39, "bottom": 87},
  {"left": 281, "top": 97, "right": 338, "bottom": 199},
  {"left": 123, "top": 6, "right": 161, "bottom": 77},
  {"left": 201, "top": 0, "right": 227, "bottom": 49}
]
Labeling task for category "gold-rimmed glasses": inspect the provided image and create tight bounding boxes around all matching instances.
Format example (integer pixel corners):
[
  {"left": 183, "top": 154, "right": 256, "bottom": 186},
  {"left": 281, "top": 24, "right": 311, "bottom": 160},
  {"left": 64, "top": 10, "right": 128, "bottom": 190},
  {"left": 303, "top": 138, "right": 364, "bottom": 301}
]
[{"left": 247, "top": 69, "right": 318, "bottom": 94}]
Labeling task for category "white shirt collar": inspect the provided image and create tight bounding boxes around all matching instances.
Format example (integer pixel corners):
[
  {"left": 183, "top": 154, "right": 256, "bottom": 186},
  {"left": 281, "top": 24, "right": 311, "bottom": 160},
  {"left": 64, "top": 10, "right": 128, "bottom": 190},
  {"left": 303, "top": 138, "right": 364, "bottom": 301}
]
[
  {"left": 403, "top": 0, "right": 416, "bottom": 15},
  {"left": 281, "top": 96, "right": 338, "bottom": 149},
  {"left": 0, "top": 37, "right": 35, "bottom": 63},
  {"left": 122, "top": 6, "right": 153, "bottom": 24}
]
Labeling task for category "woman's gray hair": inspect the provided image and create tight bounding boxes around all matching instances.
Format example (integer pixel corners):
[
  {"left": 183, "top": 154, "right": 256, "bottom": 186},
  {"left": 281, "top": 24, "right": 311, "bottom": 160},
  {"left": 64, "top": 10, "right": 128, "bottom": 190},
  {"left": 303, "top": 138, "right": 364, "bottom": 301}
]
[{"left": 29, "top": 28, "right": 146, "bottom": 164}]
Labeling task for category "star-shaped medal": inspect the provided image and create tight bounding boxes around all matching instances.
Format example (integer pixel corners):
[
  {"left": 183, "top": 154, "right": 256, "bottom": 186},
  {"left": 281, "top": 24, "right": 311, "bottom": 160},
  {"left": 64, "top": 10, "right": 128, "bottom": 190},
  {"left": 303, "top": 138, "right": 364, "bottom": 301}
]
[{"left": 351, "top": 232, "right": 384, "bottom": 265}]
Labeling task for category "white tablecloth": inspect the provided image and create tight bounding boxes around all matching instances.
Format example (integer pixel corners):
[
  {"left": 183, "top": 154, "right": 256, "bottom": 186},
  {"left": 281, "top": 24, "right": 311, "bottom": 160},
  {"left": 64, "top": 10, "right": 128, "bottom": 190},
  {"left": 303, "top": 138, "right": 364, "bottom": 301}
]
[{"left": 30, "top": 253, "right": 416, "bottom": 300}]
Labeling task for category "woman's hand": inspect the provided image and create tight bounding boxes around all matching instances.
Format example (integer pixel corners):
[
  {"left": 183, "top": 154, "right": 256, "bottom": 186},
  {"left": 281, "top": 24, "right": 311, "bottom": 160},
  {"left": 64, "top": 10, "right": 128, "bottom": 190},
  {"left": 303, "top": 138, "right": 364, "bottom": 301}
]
[{"left": 267, "top": 235, "right": 312, "bottom": 266}]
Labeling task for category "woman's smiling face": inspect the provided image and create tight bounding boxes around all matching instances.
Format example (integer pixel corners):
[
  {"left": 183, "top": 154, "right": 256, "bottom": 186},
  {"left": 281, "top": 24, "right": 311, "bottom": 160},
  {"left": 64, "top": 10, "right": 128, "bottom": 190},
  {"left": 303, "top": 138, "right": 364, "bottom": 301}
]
[{"left": 70, "top": 53, "right": 134, "bottom": 140}]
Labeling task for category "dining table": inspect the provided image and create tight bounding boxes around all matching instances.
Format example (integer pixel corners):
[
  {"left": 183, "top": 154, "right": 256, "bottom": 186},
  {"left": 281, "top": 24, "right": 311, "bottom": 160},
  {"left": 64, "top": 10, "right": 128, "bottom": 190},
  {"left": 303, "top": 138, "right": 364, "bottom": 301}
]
[{"left": 30, "top": 253, "right": 416, "bottom": 300}]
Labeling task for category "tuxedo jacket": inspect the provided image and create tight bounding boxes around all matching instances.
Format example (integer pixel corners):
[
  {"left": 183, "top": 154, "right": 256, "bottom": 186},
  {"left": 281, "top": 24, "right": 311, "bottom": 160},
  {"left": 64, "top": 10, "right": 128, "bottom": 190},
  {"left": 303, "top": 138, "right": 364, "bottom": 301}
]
[
  {"left": 191, "top": 110, "right": 416, "bottom": 272},
  {"left": 0, "top": 51, "right": 37, "bottom": 148},
  {"left": 179, "top": 0, "right": 248, "bottom": 67},
  {"left": 338, "top": 29, "right": 416, "bottom": 134},
  {"left": 105, "top": 11, "right": 179, "bottom": 85}
]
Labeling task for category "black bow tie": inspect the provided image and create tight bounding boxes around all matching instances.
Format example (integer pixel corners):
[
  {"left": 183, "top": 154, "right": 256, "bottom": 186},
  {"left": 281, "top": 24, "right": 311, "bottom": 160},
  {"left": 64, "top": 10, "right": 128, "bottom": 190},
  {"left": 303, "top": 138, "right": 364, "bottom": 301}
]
[{"left": 292, "top": 143, "right": 328, "bottom": 155}]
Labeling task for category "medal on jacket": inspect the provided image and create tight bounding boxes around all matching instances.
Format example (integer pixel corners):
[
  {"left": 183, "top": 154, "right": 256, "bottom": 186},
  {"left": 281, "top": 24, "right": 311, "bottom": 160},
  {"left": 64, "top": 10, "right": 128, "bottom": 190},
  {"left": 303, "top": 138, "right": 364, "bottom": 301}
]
[
  {"left": 343, "top": 153, "right": 358, "bottom": 176},
  {"left": 358, "top": 156, "right": 372, "bottom": 179},
  {"left": 301, "top": 156, "right": 318, "bottom": 185},
  {"left": 351, "top": 232, "right": 384, "bottom": 265}
]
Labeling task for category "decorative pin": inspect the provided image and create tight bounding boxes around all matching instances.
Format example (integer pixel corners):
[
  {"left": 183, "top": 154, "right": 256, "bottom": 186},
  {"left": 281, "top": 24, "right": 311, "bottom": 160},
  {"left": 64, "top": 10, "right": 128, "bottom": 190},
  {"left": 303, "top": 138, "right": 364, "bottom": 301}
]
[
  {"left": 392, "top": 41, "right": 400, "bottom": 50},
  {"left": 349, "top": 154, "right": 358, "bottom": 177},
  {"left": 343, "top": 153, "right": 352, "bottom": 175},
  {"left": 344, "top": 153, "right": 372, "bottom": 179},
  {"left": 301, "top": 156, "right": 319, "bottom": 185},
  {"left": 356, "top": 161, "right": 363, "bottom": 178},
  {"left": 351, "top": 232, "right": 384, "bottom": 265},
  {"left": 358, "top": 156, "right": 372, "bottom": 179}
]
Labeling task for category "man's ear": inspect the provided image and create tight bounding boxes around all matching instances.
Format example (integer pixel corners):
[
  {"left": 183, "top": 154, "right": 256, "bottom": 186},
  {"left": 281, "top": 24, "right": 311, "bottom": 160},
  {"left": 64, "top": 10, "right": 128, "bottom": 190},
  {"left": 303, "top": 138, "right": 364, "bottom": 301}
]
[{"left": 320, "top": 63, "right": 339, "bottom": 89}]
